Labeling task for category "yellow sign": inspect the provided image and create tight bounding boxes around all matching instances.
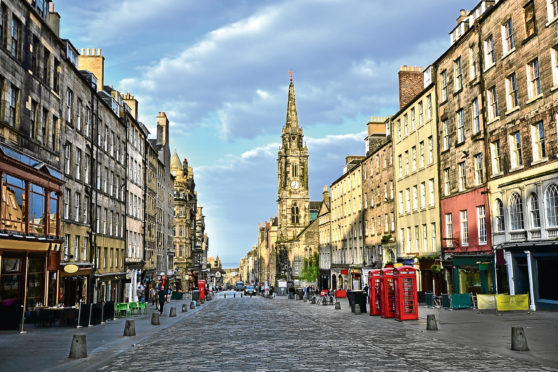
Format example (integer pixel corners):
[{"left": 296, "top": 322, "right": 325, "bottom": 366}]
[
  {"left": 64, "top": 264, "right": 79, "bottom": 274},
  {"left": 477, "top": 294, "right": 497, "bottom": 310},
  {"left": 496, "top": 294, "right": 529, "bottom": 311}
]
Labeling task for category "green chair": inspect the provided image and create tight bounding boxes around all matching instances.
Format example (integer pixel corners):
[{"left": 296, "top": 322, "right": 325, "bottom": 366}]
[
  {"left": 115, "top": 303, "right": 129, "bottom": 317},
  {"left": 128, "top": 302, "right": 139, "bottom": 315},
  {"left": 138, "top": 302, "right": 147, "bottom": 314}
]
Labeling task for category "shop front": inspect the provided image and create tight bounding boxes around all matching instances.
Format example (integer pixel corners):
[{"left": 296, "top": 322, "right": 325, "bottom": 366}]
[
  {"left": 449, "top": 255, "right": 494, "bottom": 295},
  {"left": 319, "top": 269, "right": 330, "bottom": 290},
  {"left": 95, "top": 273, "right": 126, "bottom": 303},
  {"left": 59, "top": 264, "right": 92, "bottom": 307}
]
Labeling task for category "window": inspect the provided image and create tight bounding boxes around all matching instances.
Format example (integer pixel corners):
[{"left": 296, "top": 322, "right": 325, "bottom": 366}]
[
  {"left": 456, "top": 109, "right": 465, "bottom": 143},
  {"left": 405, "top": 188, "right": 410, "bottom": 213},
  {"left": 11, "top": 17, "right": 21, "bottom": 60},
  {"left": 545, "top": 184, "right": 558, "bottom": 226},
  {"left": 505, "top": 73, "right": 519, "bottom": 110},
  {"left": 524, "top": 1, "right": 536, "bottom": 39},
  {"left": 403, "top": 115, "right": 408, "bottom": 137},
  {"left": 64, "top": 234, "right": 70, "bottom": 260},
  {"left": 509, "top": 131, "right": 523, "bottom": 168},
  {"left": 487, "top": 86, "right": 499, "bottom": 121},
  {"left": 531, "top": 121, "right": 546, "bottom": 161},
  {"left": 405, "top": 151, "right": 409, "bottom": 175},
  {"left": 484, "top": 35, "right": 495, "bottom": 69},
  {"left": 454, "top": 57, "right": 462, "bottom": 92},
  {"left": 502, "top": 18, "right": 515, "bottom": 54},
  {"left": 412, "top": 185, "right": 418, "bottom": 211},
  {"left": 85, "top": 107, "right": 91, "bottom": 137},
  {"left": 399, "top": 191, "right": 404, "bottom": 214},
  {"left": 469, "top": 46, "right": 477, "bottom": 80},
  {"left": 419, "top": 141, "right": 425, "bottom": 168},
  {"left": 291, "top": 204, "right": 299, "bottom": 224},
  {"left": 410, "top": 108, "right": 415, "bottom": 131},
  {"left": 63, "top": 189, "right": 70, "bottom": 219},
  {"left": 431, "top": 223, "right": 437, "bottom": 251},
  {"left": 548, "top": 0, "right": 558, "bottom": 20},
  {"left": 84, "top": 155, "right": 90, "bottom": 185},
  {"left": 429, "top": 179, "right": 435, "bottom": 207},
  {"left": 441, "top": 70, "right": 448, "bottom": 102},
  {"left": 385, "top": 214, "right": 389, "bottom": 232},
  {"left": 510, "top": 192, "right": 525, "bottom": 230},
  {"left": 552, "top": 46, "right": 558, "bottom": 87},
  {"left": 460, "top": 210, "right": 469, "bottom": 246},
  {"left": 445, "top": 214, "right": 453, "bottom": 247},
  {"left": 529, "top": 193, "right": 541, "bottom": 228},
  {"left": 53, "top": 59, "right": 60, "bottom": 93},
  {"left": 41, "top": 108, "right": 48, "bottom": 145},
  {"left": 411, "top": 146, "right": 416, "bottom": 172},
  {"left": 494, "top": 199, "right": 505, "bottom": 232},
  {"left": 419, "top": 101, "right": 424, "bottom": 126},
  {"left": 458, "top": 162, "right": 466, "bottom": 191},
  {"left": 83, "top": 196, "right": 89, "bottom": 223},
  {"left": 414, "top": 226, "right": 419, "bottom": 252},
  {"left": 96, "top": 206, "right": 100, "bottom": 233},
  {"left": 428, "top": 136, "right": 433, "bottom": 164},
  {"left": 8, "top": 85, "right": 19, "bottom": 127},
  {"left": 422, "top": 224, "right": 428, "bottom": 252},
  {"left": 527, "top": 58, "right": 541, "bottom": 98},
  {"left": 76, "top": 99, "right": 82, "bottom": 131},
  {"left": 29, "top": 100, "right": 38, "bottom": 139},
  {"left": 75, "top": 149, "right": 81, "bottom": 181},
  {"left": 390, "top": 180, "right": 394, "bottom": 199},
  {"left": 474, "top": 153, "right": 483, "bottom": 185},
  {"left": 51, "top": 116, "right": 59, "bottom": 151},
  {"left": 477, "top": 206, "right": 487, "bottom": 245},
  {"left": 469, "top": 97, "right": 480, "bottom": 135},
  {"left": 66, "top": 89, "right": 73, "bottom": 124},
  {"left": 83, "top": 237, "right": 88, "bottom": 262},
  {"left": 398, "top": 155, "right": 402, "bottom": 178},
  {"left": 63, "top": 144, "right": 71, "bottom": 175},
  {"left": 442, "top": 120, "right": 449, "bottom": 150},
  {"left": 444, "top": 168, "right": 450, "bottom": 196},
  {"left": 490, "top": 141, "right": 502, "bottom": 175},
  {"left": 74, "top": 193, "right": 80, "bottom": 222},
  {"left": 420, "top": 182, "right": 426, "bottom": 209},
  {"left": 406, "top": 227, "right": 411, "bottom": 253},
  {"left": 74, "top": 236, "right": 80, "bottom": 261},
  {"left": 397, "top": 120, "right": 401, "bottom": 140}
]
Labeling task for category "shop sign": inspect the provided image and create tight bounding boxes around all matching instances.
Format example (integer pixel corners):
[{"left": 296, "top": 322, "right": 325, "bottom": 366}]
[
  {"left": 340, "top": 269, "right": 348, "bottom": 275},
  {"left": 64, "top": 264, "right": 78, "bottom": 274}
]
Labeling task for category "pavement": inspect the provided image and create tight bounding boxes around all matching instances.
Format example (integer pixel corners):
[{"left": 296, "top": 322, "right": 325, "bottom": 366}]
[{"left": 1, "top": 292, "right": 557, "bottom": 371}]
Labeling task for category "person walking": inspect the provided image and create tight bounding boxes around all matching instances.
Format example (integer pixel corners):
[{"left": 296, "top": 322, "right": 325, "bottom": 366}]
[
  {"left": 158, "top": 286, "right": 168, "bottom": 315},
  {"left": 150, "top": 286, "right": 157, "bottom": 309}
]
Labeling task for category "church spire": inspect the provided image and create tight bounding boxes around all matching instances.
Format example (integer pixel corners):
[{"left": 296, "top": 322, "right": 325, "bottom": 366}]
[{"left": 285, "top": 73, "right": 299, "bottom": 129}]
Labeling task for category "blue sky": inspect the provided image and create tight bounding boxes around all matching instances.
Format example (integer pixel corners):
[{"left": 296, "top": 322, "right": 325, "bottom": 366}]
[{"left": 55, "top": 0, "right": 477, "bottom": 267}]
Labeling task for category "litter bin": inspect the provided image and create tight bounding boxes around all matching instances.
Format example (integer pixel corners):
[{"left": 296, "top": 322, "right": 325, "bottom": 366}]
[
  {"left": 192, "top": 290, "right": 200, "bottom": 301},
  {"left": 296, "top": 288, "right": 304, "bottom": 300},
  {"left": 348, "top": 290, "right": 367, "bottom": 313},
  {"left": 172, "top": 291, "right": 183, "bottom": 300}
]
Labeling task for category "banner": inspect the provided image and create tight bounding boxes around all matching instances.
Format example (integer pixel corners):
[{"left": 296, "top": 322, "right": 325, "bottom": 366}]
[
  {"left": 477, "top": 294, "right": 497, "bottom": 310},
  {"left": 496, "top": 294, "right": 529, "bottom": 311}
]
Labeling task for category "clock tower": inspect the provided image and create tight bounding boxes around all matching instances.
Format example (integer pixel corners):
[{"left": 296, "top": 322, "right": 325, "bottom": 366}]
[{"left": 277, "top": 77, "right": 309, "bottom": 241}]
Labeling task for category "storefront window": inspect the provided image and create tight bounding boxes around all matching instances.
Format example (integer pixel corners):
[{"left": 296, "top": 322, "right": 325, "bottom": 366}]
[
  {"left": 49, "top": 192, "right": 58, "bottom": 236},
  {"left": 29, "top": 184, "right": 45, "bottom": 234},
  {"left": 1, "top": 174, "right": 26, "bottom": 232},
  {"left": 26, "top": 256, "right": 44, "bottom": 310},
  {"left": 0, "top": 256, "right": 23, "bottom": 307}
]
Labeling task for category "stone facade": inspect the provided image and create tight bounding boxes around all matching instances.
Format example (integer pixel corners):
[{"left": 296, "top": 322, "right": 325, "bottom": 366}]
[{"left": 318, "top": 186, "right": 332, "bottom": 290}]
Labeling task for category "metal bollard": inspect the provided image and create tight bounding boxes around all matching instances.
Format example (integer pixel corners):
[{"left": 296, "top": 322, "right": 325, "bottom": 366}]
[
  {"left": 123, "top": 320, "right": 136, "bottom": 336},
  {"left": 241, "top": 293, "right": 243, "bottom": 298},
  {"left": 76, "top": 300, "right": 83, "bottom": 328},
  {"left": 19, "top": 305, "right": 26, "bottom": 334},
  {"left": 182, "top": 304, "right": 188, "bottom": 312},
  {"left": 224, "top": 293, "right": 226, "bottom": 299},
  {"left": 69, "top": 334, "right": 87, "bottom": 359},
  {"left": 234, "top": 293, "right": 236, "bottom": 298},
  {"left": 100, "top": 301, "right": 105, "bottom": 325},
  {"left": 426, "top": 314, "right": 438, "bottom": 331},
  {"left": 335, "top": 302, "right": 341, "bottom": 310},
  {"left": 87, "top": 303, "right": 93, "bottom": 327},
  {"left": 511, "top": 327, "right": 529, "bottom": 351},
  {"left": 151, "top": 313, "right": 160, "bottom": 325},
  {"left": 190, "top": 301, "right": 195, "bottom": 309},
  {"left": 169, "top": 307, "right": 177, "bottom": 317}
]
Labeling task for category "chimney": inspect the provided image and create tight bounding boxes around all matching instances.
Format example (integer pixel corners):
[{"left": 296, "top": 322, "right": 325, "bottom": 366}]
[
  {"left": 47, "top": 2, "right": 60, "bottom": 37},
  {"left": 398, "top": 66, "right": 424, "bottom": 109},
  {"left": 157, "top": 112, "right": 169, "bottom": 146},
  {"left": 122, "top": 92, "right": 139, "bottom": 120},
  {"left": 78, "top": 48, "right": 105, "bottom": 91},
  {"left": 456, "top": 9, "right": 470, "bottom": 24},
  {"left": 322, "top": 185, "right": 329, "bottom": 202},
  {"left": 365, "top": 116, "right": 387, "bottom": 155}
]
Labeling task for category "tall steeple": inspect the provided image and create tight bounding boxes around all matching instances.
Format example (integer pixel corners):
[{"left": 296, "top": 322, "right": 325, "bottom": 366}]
[{"left": 285, "top": 77, "right": 299, "bottom": 129}]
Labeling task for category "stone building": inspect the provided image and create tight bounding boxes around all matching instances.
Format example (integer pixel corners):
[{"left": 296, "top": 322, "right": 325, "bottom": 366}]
[
  {"left": 193, "top": 205, "right": 207, "bottom": 281},
  {"left": 317, "top": 186, "right": 332, "bottom": 290},
  {"left": 275, "top": 77, "right": 319, "bottom": 281},
  {"left": 361, "top": 118, "right": 396, "bottom": 272},
  {"left": 144, "top": 140, "right": 158, "bottom": 280},
  {"left": 392, "top": 67, "right": 442, "bottom": 294},
  {"left": 0, "top": 1, "right": 66, "bottom": 328},
  {"left": 255, "top": 218, "right": 278, "bottom": 286},
  {"left": 171, "top": 152, "right": 197, "bottom": 291},
  {"left": 434, "top": 2, "right": 494, "bottom": 295},
  {"left": 479, "top": 0, "right": 558, "bottom": 310},
  {"left": 330, "top": 156, "right": 365, "bottom": 290}
]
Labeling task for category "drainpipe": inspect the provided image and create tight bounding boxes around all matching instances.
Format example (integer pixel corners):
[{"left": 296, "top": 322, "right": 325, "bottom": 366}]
[{"left": 524, "top": 250, "right": 536, "bottom": 311}]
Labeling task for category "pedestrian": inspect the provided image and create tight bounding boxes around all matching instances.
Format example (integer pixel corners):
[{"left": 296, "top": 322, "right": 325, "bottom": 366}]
[
  {"left": 150, "top": 286, "right": 157, "bottom": 308},
  {"left": 137, "top": 283, "right": 145, "bottom": 303},
  {"left": 158, "top": 286, "right": 167, "bottom": 315}
]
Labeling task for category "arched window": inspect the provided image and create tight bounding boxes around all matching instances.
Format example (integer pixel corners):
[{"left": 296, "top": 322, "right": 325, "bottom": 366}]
[
  {"left": 545, "top": 184, "right": 558, "bottom": 227},
  {"left": 528, "top": 193, "right": 540, "bottom": 228},
  {"left": 494, "top": 199, "right": 505, "bottom": 232},
  {"left": 291, "top": 204, "right": 299, "bottom": 224},
  {"left": 509, "top": 192, "right": 524, "bottom": 231}
]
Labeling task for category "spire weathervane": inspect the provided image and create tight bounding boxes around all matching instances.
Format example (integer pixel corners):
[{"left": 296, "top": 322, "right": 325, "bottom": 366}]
[{"left": 288, "top": 70, "right": 293, "bottom": 82}]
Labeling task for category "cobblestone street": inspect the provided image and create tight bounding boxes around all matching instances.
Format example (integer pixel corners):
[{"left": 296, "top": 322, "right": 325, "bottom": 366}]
[{"left": 93, "top": 295, "right": 555, "bottom": 371}]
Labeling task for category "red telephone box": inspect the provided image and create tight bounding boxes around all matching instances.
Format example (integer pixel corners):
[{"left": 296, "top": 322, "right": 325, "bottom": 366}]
[
  {"left": 393, "top": 266, "right": 418, "bottom": 321},
  {"left": 368, "top": 270, "right": 382, "bottom": 316},
  {"left": 380, "top": 268, "right": 395, "bottom": 318},
  {"left": 198, "top": 280, "right": 206, "bottom": 300}
]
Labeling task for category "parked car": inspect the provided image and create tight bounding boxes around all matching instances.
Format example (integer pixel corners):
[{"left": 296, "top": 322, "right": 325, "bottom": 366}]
[
  {"left": 244, "top": 285, "right": 256, "bottom": 296},
  {"left": 235, "top": 281, "right": 245, "bottom": 291}
]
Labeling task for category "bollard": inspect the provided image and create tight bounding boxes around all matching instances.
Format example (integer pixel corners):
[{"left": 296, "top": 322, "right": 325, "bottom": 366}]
[
  {"left": 151, "top": 313, "right": 160, "bottom": 325},
  {"left": 123, "top": 320, "right": 136, "bottom": 336},
  {"left": 190, "top": 301, "right": 195, "bottom": 309},
  {"left": 224, "top": 293, "right": 226, "bottom": 299},
  {"left": 69, "top": 334, "right": 87, "bottom": 359},
  {"left": 426, "top": 314, "right": 438, "bottom": 331},
  {"left": 100, "top": 301, "right": 105, "bottom": 325},
  {"left": 200, "top": 298, "right": 205, "bottom": 304},
  {"left": 234, "top": 293, "right": 236, "bottom": 298},
  {"left": 88, "top": 302, "right": 93, "bottom": 327},
  {"left": 169, "top": 307, "right": 176, "bottom": 318},
  {"left": 303, "top": 296, "right": 307, "bottom": 303},
  {"left": 241, "top": 293, "right": 243, "bottom": 298},
  {"left": 354, "top": 304, "right": 362, "bottom": 314},
  {"left": 511, "top": 327, "right": 529, "bottom": 351},
  {"left": 311, "top": 297, "right": 316, "bottom": 304},
  {"left": 182, "top": 304, "right": 188, "bottom": 313},
  {"left": 335, "top": 302, "right": 341, "bottom": 310}
]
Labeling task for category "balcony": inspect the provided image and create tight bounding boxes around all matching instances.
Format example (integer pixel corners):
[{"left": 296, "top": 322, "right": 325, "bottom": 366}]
[
  {"left": 509, "top": 231, "right": 527, "bottom": 241},
  {"left": 548, "top": 228, "right": 558, "bottom": 239}
]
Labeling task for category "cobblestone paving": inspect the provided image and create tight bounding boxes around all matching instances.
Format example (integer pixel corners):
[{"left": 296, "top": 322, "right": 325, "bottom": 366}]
[{"left": 97, "top": 295, "right": 555, "bottom": 371}]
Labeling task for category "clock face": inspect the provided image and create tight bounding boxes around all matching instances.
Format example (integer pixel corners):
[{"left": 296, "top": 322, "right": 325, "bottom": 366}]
[{"left": 291, "top": 180, "right": 299, "bottom": 190}]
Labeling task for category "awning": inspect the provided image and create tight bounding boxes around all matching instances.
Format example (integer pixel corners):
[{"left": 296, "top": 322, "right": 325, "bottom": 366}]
[{"left": 0, "top": 239, "right": 51, "bottom": 252}]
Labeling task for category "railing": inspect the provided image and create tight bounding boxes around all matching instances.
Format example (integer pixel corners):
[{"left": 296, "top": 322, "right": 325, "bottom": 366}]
[
  {"left": 528, "top": 229, "right": 541, "bottom": 240},
  {"left": 510, "top": 231, "right": 527, "bottom": 241},
  {"left": 547, "top": 228, "right": 558, "bottom": 238}
]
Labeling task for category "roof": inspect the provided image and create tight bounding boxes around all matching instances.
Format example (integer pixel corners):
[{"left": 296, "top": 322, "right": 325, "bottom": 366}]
[{"left": 309, "top": 201, "right": 321, "bottom": 211}]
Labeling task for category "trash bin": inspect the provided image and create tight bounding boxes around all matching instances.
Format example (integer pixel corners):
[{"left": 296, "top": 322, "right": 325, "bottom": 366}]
[
  {"left": 296, "top": 288, "right": 304, "bottom": 300},
  {"left": 348, "top": 290, "right": 367, "bottom": 313},
  {"left": 192, "top": 290, "right": 200, "bottom": 301},
  {"left": 172, "top": 291, "right": 183, "bottom": 300}
]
